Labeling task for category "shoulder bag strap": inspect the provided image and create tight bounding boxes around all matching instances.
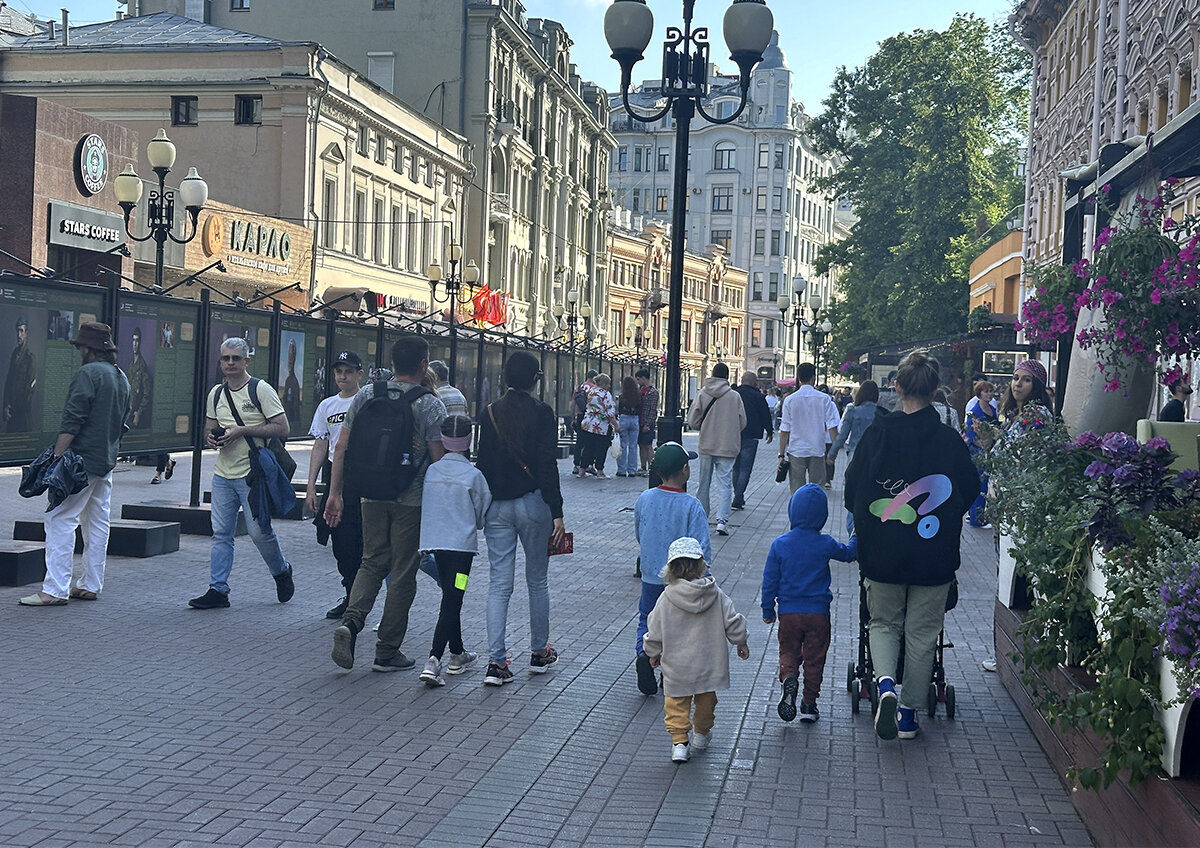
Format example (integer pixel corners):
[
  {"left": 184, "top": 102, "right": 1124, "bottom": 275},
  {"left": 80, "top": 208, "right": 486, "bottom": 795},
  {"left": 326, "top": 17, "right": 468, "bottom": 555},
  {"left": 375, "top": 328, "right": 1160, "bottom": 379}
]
[
  {"left": 487, "top": 402, "right": 536, "bottom": 482},
  {"left": 695, "top": 395, "right": 716, "bottom": 429},
  {"left": 222, "top": 383, "right": 263, "bottom": 450}
]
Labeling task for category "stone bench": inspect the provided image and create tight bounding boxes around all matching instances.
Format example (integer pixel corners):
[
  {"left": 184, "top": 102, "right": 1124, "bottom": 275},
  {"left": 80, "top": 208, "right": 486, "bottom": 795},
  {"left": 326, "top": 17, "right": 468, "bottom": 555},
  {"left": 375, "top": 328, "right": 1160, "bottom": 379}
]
[
  {"left": 122, "top": 502, "right": 246, "bottom": 537},
  {"left": 14, "top": 519, "right": 181, "bottom": 558},
  {"left": 0, "top": 542, "right": 46, "bottom": 587}
]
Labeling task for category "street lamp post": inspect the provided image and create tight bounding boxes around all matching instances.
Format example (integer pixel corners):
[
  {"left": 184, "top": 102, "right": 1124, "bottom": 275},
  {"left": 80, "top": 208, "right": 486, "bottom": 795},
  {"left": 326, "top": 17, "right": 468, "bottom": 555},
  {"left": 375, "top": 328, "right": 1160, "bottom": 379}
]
[
  {"left": 427, "top": 240, "right": 480, "bottom": 384},
  {"left": 552, "top": 288, "right": 592, "bottom": 355},
  {"left": 113, "top": 129, "right": 209, "bottom": 291},
  {"left": 606, "top": 0, "right": 774, "bottom": 449},
  {"left": 625, "top": 314, "right": 647, "bottom": 355},
  {"left": 777, "top": 272, "right": 809, "bottom": 377}
]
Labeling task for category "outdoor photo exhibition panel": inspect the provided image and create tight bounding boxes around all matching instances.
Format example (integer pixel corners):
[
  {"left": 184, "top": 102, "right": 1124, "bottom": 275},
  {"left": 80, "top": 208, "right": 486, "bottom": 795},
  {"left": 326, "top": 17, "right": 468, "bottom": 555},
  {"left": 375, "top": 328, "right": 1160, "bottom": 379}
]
[
  {"left": 279, "top": 313, "right": 329, "bottom": 440},
  {"left": 205, "top": 305, "right": 273, "bottom": 405}
]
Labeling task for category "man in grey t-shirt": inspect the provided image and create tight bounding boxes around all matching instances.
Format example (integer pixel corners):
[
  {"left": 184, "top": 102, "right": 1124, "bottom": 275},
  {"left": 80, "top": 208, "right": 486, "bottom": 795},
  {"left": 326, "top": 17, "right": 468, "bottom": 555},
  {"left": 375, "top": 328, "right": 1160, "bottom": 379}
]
[{"left": 325, "top": 334, "right": 447, "bottom": 672}]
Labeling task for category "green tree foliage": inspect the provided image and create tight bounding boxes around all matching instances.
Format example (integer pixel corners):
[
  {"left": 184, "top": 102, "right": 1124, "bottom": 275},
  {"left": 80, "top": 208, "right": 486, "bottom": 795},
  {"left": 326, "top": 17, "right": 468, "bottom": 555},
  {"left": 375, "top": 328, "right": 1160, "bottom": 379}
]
[{"left": 810, "top": 15, "right": 1029, "bottom": 360}]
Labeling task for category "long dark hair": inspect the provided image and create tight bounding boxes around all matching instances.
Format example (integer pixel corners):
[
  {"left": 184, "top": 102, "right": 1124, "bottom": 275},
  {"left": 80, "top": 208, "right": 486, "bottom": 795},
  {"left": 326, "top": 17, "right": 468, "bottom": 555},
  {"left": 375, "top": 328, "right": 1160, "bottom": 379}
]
[
  {"left": 618, "top": 375, "right": 640, "bottom": 413},
  {"left": 1000, "top": 378, "right": 1054, "bottom": 421}
]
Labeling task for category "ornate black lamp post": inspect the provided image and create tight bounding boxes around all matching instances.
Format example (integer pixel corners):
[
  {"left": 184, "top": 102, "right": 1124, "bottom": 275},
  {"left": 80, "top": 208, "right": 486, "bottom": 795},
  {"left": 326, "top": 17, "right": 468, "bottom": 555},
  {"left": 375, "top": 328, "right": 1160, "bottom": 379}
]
[
  {"left": 780, "top": 271, "right": 833, "bottom": 381},
  {"left": 777, "top": 273, "right": 809, "bottom": 377},
  {"left": 552, "top": 288, "right": 592, "bottom": 355},
  {"left": 605, "top": 0, "right": 773, "bottom": 448},
  {"left": 427, "top": 240, "right": 480, "bottom": 384},
  {"left": 113, "top": 129, "right": 209, "bottom": 291}
]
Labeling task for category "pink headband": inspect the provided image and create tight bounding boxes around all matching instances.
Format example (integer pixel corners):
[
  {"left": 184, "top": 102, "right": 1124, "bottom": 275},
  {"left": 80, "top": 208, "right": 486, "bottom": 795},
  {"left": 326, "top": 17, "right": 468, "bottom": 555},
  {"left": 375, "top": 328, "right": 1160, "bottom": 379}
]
[
  {"left": 1014, "top": 359, "right": 1047, "bottom": 386},
  {"left": 442, "top": 434, "right": 472, "bottom": 452}
]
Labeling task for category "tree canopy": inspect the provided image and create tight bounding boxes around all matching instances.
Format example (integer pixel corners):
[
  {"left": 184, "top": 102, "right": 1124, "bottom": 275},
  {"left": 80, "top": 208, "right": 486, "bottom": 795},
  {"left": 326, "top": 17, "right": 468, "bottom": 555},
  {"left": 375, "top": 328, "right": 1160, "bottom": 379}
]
[{"left": 810, "top": 14, "right": 1028, "bottom": 361}]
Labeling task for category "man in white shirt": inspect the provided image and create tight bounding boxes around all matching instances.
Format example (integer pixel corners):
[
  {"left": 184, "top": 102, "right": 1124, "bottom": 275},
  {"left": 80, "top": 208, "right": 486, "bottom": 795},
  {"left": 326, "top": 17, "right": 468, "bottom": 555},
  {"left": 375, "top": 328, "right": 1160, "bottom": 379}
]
[
  {"left": 307, "top": 351, "right": 365, "bottom": 620},
  {"left": 777, "top": 362, "right": 841, "bottom": 495}
]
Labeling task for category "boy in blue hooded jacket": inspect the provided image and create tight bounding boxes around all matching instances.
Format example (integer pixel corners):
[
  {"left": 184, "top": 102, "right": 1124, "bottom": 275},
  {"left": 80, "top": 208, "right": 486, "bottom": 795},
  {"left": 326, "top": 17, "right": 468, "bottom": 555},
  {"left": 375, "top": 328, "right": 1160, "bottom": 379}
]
[{"left": 761, "top": 483, "right": 857, "bottom": 722}]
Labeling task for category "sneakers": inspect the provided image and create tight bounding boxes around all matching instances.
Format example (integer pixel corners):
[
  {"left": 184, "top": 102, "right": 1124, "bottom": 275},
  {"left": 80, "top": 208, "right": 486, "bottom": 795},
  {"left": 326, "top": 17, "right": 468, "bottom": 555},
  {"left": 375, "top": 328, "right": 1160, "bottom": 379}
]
[
  {"left": 483, "top": 661, "right": 514, "bottom": 686},
  {"left": 636, "top": 652, "right": 658, "bottom": 695},
  {"left": 897, "top": 706, "right": 920, "bottom": 739},
  {"left": 530, "top": 644, "right": 559, "bottom": 673},
  {"left": 874, "top": 676, "right": 899, "bottom": 740},
  {"left": 799, "top": 702, "right": 820, "bottom": 723},
  {"left": 274, "top": 566, "right": 295, "bottom": 603},
  {"left": 325, "top": 596, "right": 348, "bottom": 620},
  {"left": 446, "top": 650, "right": 477, "bottom": 675},
  {"left": 778, "top": 676, "right": 798, "bottom": 722},
  {"left": 419, "top": 656, "right": 446, "bottom": 687},
  {"left": 331, "top": 622, "right": 359, "bottom": 669},
  {"left": 188, "top": 588, "right": 230, "bottom": 609},
  {"left": 981, "top": 657, "right": 998, "bottom": 672},
  {"left": 671, "top": 743, "right": 690, "bottom": 763},
  {"left": 715, "top": 520, "right": 728, "bottom": 536},
  {"left": 690, "top": 731, "right": 711, "bottom": 752},
  {"left": 371, "top": 652, "right": 416, "bottom": 672},
  {"left": 731, "top": 499, "right": 744, "bottom": 510}
]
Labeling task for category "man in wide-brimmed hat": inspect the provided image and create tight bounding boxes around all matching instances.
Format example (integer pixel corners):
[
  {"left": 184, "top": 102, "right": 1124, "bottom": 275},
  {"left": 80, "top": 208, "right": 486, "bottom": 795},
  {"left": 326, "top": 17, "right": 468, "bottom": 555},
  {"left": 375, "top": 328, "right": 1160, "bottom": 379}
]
[{"left": 20, "top": 322, "right": 131, "bottom": 606}]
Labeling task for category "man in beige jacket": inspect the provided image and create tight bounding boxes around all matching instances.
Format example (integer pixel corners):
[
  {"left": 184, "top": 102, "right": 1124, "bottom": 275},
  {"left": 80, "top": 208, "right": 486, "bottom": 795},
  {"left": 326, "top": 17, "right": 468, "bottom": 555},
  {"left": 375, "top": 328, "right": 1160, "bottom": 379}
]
[{"left": 686, "top": 363, "right": 745, "bottom": 536}]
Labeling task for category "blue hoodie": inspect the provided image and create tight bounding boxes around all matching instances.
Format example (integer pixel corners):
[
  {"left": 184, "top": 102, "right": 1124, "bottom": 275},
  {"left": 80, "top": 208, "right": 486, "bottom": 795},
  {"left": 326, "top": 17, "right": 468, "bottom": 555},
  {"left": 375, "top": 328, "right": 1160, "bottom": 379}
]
[{"left": 761, "top": 484, "right": 858, "bottom": 617}]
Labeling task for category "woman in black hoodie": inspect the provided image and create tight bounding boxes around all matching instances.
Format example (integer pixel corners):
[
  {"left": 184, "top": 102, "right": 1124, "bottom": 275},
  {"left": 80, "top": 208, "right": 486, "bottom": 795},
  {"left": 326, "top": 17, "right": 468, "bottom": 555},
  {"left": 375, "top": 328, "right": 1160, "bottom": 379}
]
[{"left": 844, "top": 352, "right": 979, "bottom": 741}]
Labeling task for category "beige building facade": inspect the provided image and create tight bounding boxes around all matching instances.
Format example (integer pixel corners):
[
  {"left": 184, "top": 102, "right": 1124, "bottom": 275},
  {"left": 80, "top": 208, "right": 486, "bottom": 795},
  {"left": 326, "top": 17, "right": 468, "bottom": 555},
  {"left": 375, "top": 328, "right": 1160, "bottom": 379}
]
[
  {"left": 0, "top": 13, "right": 470, "bottom": 317},
  {"left": 135, "top": 0, "right": 616, "bottom": 337}
]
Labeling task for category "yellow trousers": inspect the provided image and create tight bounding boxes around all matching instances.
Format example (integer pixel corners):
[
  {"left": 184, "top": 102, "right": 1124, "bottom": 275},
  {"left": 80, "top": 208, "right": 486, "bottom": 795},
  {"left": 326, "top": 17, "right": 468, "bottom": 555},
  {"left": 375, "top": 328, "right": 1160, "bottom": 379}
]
[{"left": 663, "top": 692, "right": 717, "bottom": 744}]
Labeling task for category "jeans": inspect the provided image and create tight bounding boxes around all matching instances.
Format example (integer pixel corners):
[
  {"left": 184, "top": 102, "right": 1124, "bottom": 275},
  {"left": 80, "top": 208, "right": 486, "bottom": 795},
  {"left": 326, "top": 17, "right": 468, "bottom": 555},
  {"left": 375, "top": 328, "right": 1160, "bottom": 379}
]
[
  {"left": 209, "top": 474, "right": 290, "bottom": 596},
  {"left": 865, "top": 578, "right": 951, "bottom": 711},
  {"left": 618, "top": 414, "right": 639, "bottom": 475},
  {"left": 695, "top": 454, "right": 735, "bottom": 523},
  {"left": 731, "top": 437, "right": 760, "bottom": 503},
  {"left": 968, "top": 471, "right": 989, "bottom": 526},
  {"left": 43, "top": 472, "right": 113, "bottom": 599},
  {"left": 344, "top": 500, "right": 422, "bottom": 660},
  {"left": 485, "top": 491, "right": 553, "bottom": 663},
  {"left": 636, "top": 581, "right": 666, "bottom": 654}
]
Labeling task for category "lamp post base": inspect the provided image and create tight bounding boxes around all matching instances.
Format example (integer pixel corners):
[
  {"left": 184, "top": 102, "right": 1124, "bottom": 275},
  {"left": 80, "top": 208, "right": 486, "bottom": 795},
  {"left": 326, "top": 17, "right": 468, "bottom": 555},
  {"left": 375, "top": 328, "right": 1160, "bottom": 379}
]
[{"left": 648, "top": 414, "right": 685, "bottom": 489}]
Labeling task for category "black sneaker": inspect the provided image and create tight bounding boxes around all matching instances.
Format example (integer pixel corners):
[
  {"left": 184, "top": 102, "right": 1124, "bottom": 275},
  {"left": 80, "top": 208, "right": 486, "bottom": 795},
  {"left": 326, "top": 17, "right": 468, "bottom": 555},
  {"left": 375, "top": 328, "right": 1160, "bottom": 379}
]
[
  {"left": 371, "top": 652, "right": 416, "bottom": 672},
  {"left": 188, "top": 588, "right": 230, "bottom": 610},
  {"left": 483, "top": 661, "right": 514, "bottom": 686},
  {"left": 731, "top": 499, "right": 745, "bottom": 510},
  {"left": 778, "top": 676, "right": 798, "bottom": 721},
  {"left": 530, "top": 644, "right": 558, "bottom": 673},
  {"left": 325, "top": 596, "right": 348, "bottom": 620},
  {"left": 636, "top": 652, "right": 658, "bottom": 695},
  {"left": 274, "top": 567, "right": 295, "bottom": 603},
  {"left": 799, "top": 701, "right": 820, "bottom": 723},
  {"left": 332, "top": 621, "right": 358, "bottom": 669}
]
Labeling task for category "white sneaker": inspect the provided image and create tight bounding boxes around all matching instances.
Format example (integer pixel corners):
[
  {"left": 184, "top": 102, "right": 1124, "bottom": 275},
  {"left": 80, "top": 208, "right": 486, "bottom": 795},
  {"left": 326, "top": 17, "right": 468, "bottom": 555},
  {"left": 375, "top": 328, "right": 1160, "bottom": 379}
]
[
  {"left": 419, "top": 656, "right": 445, "bottom": 687},
  {"left": 446, "top": 650, "right": 477, "bottom": 675},
  {"left": 671, "top": 743, "right": 690, "bottom": 763},
  {"left": 690, "top": 731, "right": 711, "bottom": 752},
  {"left": 981, "top": 657, "right": 997, "bottom": 672},
  {"left": 715, "top": 520, "right": 728, "bottom": 536}
]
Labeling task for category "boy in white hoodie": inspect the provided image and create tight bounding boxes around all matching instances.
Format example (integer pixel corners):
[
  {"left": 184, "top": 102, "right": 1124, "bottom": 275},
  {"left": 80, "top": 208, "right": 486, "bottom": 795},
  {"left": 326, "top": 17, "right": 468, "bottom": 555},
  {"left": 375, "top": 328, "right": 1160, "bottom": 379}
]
[{"left": 643, "top": 537, "right": 750, "bottom": 763}]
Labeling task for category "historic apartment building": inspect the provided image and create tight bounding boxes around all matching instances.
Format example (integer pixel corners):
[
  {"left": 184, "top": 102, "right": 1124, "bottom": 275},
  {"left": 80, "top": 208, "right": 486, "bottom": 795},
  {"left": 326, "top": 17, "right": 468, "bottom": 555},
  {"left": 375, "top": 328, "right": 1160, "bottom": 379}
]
[
  {"left": 0, "top": 12, "right": 471, "bottom": 316},
  {"left": 607, "top": 32, "right": 841, "bottom": 383},
  {"left": 136, "top": 0, "right": 616, "bottom": 339},
  {"left": 606, "top": 208, "right": 747, "bottom": 399},
  {"left": 1012, "top": 0, "right": 1199, "bottom": 271}
]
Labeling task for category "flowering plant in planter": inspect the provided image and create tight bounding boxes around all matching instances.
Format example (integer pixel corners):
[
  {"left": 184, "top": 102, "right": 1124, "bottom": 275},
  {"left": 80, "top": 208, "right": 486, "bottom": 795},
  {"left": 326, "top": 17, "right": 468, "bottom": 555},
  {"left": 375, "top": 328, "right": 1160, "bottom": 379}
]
[
  {"left": 838, "top": 360, "right": 869, "bottom": 382},
  {"left": 1016, "top": 181, "right": 1200, "bottom": 390}
]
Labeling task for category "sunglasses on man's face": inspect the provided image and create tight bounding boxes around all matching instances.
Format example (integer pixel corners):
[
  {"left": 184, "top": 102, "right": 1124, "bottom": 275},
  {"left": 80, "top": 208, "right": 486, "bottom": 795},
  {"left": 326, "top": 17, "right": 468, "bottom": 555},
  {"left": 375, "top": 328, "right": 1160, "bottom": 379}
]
[{"left": 220, "top": 355, "right": 244, "bottom": 362}]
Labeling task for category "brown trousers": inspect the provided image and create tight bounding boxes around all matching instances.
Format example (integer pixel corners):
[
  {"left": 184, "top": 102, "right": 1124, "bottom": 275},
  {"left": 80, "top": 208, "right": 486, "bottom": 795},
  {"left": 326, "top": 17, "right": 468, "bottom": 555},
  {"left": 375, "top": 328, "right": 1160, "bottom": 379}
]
[{"left": 777, "top": 612, "right": 832, "bottom": 704}]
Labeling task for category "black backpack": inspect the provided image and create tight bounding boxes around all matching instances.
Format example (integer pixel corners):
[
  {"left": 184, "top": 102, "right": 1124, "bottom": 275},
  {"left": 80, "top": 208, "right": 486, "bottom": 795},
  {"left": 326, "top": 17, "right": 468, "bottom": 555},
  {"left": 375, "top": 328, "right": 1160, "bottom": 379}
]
[{"left": 344, "top": 380, "right": 432, "bottom": 500}]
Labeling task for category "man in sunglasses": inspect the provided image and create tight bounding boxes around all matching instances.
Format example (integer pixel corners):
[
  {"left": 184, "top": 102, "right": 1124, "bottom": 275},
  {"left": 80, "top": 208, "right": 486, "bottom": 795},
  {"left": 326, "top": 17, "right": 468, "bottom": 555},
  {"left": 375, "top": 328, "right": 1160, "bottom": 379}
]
[{"left": 189, "top": 337, "right": 294, "bottom": 610}]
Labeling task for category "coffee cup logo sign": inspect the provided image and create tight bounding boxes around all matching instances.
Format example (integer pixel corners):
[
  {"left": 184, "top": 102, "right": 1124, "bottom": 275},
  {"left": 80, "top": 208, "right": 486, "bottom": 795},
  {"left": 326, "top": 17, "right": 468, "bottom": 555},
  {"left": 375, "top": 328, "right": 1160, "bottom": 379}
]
[
  {"left": 74, "top": 134, "right": 109, "bottom": 197},
  {"left": 203, "top": 212, "right": 293, "bottom": 276}
]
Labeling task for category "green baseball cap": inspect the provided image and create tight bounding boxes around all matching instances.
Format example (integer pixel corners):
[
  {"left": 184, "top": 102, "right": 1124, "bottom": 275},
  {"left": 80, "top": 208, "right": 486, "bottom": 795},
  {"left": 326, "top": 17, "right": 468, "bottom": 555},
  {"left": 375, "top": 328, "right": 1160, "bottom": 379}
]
[{"left": 651, "top": 441, "right": 698, "bottom": 476}]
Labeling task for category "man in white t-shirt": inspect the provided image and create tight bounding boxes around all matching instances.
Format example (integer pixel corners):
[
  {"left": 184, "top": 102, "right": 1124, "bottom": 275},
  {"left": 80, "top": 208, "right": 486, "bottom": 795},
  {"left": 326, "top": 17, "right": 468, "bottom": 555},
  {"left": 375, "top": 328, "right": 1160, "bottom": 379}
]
[
  {"left": 777, "top": 362, "right": 841, "bottom": 495},
  {"left": 307, "top": 350, "right": 365, "bottom": 620},
  {"left": 189, "top": 337, "right": 293, "bottom": 610}
]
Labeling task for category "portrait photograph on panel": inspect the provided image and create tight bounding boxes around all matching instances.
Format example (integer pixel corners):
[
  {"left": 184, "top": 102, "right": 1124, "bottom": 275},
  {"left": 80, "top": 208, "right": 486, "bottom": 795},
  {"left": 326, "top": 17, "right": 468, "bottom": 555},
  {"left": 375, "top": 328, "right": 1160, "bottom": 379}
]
[
  {"left": 0, "top": 308, "right": 45, "bottom": 435},
  {"left": 278, "top": 330, "right": 304, "bottom": 423},
  {"left": 120, "top": 317, "right": 158, "bottom": 430}
]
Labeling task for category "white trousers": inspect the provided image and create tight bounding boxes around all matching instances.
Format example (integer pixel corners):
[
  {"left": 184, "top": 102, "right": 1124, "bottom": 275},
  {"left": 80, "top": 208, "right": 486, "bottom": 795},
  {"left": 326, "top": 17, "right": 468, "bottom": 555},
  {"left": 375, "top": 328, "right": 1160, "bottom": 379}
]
[{"left": 42, "top": 472, "right": 113, "bottom": 599}]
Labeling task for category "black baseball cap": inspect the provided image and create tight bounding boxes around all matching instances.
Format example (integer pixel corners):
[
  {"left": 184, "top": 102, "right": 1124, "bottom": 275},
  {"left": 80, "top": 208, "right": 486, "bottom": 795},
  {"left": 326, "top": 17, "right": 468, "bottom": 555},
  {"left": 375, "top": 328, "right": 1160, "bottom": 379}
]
[{"left": 334, "top": 351, "right": 363, "bottom": 369}]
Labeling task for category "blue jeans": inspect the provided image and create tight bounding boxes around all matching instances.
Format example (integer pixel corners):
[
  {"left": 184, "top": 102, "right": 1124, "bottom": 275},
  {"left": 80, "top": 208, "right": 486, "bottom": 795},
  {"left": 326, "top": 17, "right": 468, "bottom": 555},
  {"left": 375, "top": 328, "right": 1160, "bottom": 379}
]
[
  {"left": 636, "top": 581, "right": 666, "bottom": 654},
  {"left": 731, "top": 436, "right": 759, "bottom": 503},
  {"left": 618, "top": 414, "right": 640, "bottom": 475},
  {"left": 695, "top": 454, "right": 736, "bottom": 523},
  {"left": 485, "top": 491, "right": 553, "bottom": 663},
  {"left": 209, "top": 474, "right": 290, "bottom": 596}
]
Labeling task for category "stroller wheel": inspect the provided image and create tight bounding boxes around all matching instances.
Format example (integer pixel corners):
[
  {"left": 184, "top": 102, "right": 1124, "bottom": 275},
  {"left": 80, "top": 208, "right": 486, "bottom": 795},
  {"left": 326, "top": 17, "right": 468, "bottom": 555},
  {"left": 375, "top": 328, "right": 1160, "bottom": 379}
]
[
  {"left": 927, "top": 682, "right": 939, "bottom": 718},
  {"left": 846, "top": 661, "right": 856, "bottom": 695},
  {"left": 945, "top": 684, "right": 956, "bottom": 720}
]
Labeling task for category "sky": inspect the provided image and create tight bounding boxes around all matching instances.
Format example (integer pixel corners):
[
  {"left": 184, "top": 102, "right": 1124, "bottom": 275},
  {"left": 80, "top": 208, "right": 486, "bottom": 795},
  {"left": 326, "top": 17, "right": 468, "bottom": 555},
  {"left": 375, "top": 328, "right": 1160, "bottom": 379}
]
[{"left": 13, "top": 0, "right": 1017, "bottom": 113}]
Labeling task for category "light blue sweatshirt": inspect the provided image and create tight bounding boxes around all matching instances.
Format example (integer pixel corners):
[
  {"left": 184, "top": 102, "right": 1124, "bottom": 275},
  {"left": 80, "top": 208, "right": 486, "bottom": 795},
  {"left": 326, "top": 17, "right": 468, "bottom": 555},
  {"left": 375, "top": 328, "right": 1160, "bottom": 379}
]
[{"left": 634, "top": 486, "right": 712, "bottom": 586}]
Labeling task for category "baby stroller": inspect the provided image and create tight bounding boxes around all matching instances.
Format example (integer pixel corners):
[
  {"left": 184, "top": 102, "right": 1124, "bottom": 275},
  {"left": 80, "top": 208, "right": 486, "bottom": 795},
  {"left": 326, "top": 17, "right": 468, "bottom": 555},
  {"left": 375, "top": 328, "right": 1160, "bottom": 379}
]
[{"left": 846, "top": 575, "right": 957, "bottom": 720}]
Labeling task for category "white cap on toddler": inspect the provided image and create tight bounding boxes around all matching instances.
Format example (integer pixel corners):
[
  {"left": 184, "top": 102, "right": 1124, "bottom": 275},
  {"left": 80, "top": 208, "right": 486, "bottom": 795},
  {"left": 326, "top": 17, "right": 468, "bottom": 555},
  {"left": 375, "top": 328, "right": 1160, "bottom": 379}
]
[{"left": 666, "top": 536, "right": 705, "bottom": 565}]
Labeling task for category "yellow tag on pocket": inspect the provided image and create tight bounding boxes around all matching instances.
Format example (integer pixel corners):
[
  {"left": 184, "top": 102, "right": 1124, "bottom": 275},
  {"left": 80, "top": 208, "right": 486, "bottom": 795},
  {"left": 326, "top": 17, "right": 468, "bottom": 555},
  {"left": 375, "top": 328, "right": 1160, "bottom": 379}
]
[{"left": 454, "top": 572, "right": 469, "bottom": 591}]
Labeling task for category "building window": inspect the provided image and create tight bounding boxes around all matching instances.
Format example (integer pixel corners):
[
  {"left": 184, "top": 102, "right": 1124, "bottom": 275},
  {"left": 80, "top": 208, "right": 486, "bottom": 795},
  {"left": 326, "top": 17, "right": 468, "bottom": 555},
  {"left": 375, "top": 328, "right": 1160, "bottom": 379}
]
[
  {"left": 752, "top": 272, "right": 763, "bottom": 301},
  {"left": 758, "top": 144, "right": 769, "bottom": 169},
  {"left": 772, "top": 187, "right": 783, "bottom": 212},
  {"left": 765, "top": 320, "right": 775, "bottom": 348},
  {"left": 755, "top": 186, "right": 767, "bottom": 213},
  {"left": 768, "top": 272, "right": 779, "bottom": 302},
  {"left": 710, "top": 229, "right": 731, "bottom": 252},
  {"left": 617, "top": 146, "right": 628, "bottom": 171},
  {"left": 770, "top": 229, "right": 781, "bottom": 256},
  {"left": 656, "top": 189, "right": 669, "bottom": 212},
  {"left": 774, "top": 144, "right": 785, "bottom": 169},
  {"left": 754, "top": 229, "right": 765, "bottom": 255},
  {"left": 375, "top": 132, "right": 389, "bottom": 165},
  {"left": 390, "top": 205, "right": 402, "bottom": 269},
  {"left": 372, "top": 197, "right": 385, "bottom": 264},
  {"left": 234, "top": 95, "right": 261, "bottom": 126},
  {"left": 353, "top": 191, "right": 367, "bottom": 258},
  {"left": 634, "top": 147, "right": 644, "bottom": 172},
  {"left": 657, "top": 147, "right": 670, "bottom": 171},
  {"left": 631, "top": 190, "right": 641, "bottom": 212},
  {"left": 171, "top": 96, "right": 198, "bottom": 126},
  {"left": 713, "top": 143, "right": 735, "bottom": 170},
  {"left": 406, "top": 211, "right": 417, "bottom": 272},
  {"left": 356, "top": 123, "right": 369, "bottom": 156},
  {"left": 373, "top": 0, "right": 394, "bottom": 7},
  {"left": 321, "top": 178, "right": 337, "bottom": 249},
  {"left": 367, "top": 52, "right": 395, "bottom": 93},
  {"left": 711, "top": 186, "right": 733, "bottom": 212},
  {"left": 751, "top": 320, "right": 762, "bottom": 348},
  {"left": 393, "top": 143, "right": 404, "bottom": 175},
  {"left": 230, "top": 0, "right": 249, "bottom": 9}
]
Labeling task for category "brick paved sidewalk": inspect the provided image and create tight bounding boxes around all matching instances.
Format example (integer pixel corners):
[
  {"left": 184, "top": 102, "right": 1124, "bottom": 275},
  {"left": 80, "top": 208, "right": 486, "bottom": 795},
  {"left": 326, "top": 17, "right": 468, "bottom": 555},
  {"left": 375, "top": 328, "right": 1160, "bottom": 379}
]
[{"left": 0, "top": 443, "right": 1092, "bottom": 847}]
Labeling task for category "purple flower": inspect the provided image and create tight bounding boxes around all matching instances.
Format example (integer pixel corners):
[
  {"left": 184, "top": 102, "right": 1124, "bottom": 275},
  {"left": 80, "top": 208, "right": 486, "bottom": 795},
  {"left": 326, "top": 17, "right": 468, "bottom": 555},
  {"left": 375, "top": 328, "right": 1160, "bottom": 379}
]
[
  {"left": 1144, "top": 436, "right": 1172, "bottom": 454},
  {"left": 1101, "top": 431, "right": 1139, "bottom": 460},
  {"left": 1112, "top": 464, "right": 1140, "bottom": 485},
  {"left": 1085, "top": 461, "right": 1114, "bottom": 478},
  {"left": 1075, "top": 431, "right": 1103, "bottom": 450}
]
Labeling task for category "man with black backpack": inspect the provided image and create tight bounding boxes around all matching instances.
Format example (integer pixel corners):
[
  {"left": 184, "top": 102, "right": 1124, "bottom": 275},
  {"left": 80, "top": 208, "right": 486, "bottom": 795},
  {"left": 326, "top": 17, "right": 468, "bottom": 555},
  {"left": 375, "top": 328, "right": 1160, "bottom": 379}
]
[
  {"left": 324, "top": 334, "right": 447, "bottom": 673},
  {"left": 189, "top": 337, "right": 293, "bottom": 610}
]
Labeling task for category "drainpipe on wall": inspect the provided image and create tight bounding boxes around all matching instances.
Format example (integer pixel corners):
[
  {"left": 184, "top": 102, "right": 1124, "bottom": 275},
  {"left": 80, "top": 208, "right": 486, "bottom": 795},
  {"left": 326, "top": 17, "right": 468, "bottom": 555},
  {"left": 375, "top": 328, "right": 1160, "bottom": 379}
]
[
  {"left": 308, "top": 48, "right": 330, "bottom": 305},
  {"left": 1115, "top": 0, "right": 1129, "bottom": 140}
]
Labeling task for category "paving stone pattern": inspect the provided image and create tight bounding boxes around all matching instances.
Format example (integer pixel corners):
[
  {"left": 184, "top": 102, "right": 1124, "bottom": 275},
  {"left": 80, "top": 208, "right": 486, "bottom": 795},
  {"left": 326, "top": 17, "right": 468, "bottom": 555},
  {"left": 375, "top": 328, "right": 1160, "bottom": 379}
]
[{"left": 0, "top": 442, "right": 1093, "bottom": 847}]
